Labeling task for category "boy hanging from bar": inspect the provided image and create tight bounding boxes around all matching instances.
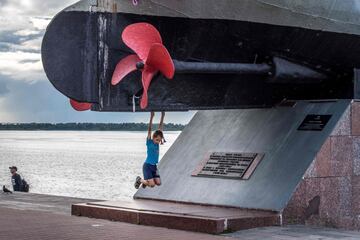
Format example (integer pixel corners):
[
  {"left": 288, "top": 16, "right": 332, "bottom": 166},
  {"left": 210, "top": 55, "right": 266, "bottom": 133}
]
[{"left": 135, "top": 112, "right": 166, "bottom": 189}]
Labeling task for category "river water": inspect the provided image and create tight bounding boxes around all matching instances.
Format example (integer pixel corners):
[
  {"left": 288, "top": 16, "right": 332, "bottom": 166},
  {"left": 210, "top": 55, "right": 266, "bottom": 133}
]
[{"left": 0, "top": 131, "right": 180, "bottom": 200}]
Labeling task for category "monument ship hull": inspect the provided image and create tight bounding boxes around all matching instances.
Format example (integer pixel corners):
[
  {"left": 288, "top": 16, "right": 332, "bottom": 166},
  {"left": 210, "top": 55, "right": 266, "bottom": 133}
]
[{"left": 42, "top": 0, "right": 360, "bottom": 111}]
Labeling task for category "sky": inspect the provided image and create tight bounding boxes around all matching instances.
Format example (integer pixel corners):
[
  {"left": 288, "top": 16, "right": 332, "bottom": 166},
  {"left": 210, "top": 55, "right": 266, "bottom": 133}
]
[{"left": 0, "top": 0, "right": 195, "bottom": 124}]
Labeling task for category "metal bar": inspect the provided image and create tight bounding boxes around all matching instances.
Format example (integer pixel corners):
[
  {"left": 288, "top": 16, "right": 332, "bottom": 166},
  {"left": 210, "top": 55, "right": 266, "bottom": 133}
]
[{"left": 173, "top": 60, "right": 272, "bottom": 75}]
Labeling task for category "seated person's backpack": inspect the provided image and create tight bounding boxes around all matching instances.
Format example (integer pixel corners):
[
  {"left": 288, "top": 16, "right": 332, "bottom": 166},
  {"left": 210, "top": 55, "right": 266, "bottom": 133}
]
[{"left": 21, "top": 179, "right": 30, "bottom": 192}]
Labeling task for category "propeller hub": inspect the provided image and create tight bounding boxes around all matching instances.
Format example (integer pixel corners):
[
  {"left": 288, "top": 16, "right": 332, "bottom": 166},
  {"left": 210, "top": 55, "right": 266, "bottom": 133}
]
[{"left": 136, "top": 61, "right": 145, "bottom": 70}]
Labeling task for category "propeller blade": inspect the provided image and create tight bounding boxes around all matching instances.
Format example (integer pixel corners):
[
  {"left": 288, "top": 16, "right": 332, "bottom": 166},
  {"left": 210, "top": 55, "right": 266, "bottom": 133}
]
[
  {"left": 140, "top": 65, "right": 157, "bottom": 109},
  {"left": 111, "top": 54, "right": 141, "bottom": 85},
  {"left": 146, "top": 43, "right": 175, "bottom": 79},
  {"left": 70, "top": 99, "right": 92, "bottom": 111},
  {"left": 122, "top": 22, "right": 162, "bottom": 61}
]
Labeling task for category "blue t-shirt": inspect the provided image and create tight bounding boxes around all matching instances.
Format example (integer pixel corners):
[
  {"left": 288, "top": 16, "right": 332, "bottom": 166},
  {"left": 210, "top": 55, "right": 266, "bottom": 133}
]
[{"left": 145, "top": 138, "right": 159, "bottom": 165}]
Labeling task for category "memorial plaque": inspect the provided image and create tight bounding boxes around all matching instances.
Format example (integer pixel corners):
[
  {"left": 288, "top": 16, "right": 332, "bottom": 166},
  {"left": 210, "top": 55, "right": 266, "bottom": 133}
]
[
  {"left": 193, "top": 152, "right": 264, "bottom": 179},
  {"left": 298, "top": 114, "right": 332, "bottom": 131}
]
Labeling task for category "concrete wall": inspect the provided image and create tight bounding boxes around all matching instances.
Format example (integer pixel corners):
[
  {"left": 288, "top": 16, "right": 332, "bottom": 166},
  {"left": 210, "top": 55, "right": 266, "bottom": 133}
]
[
  {"left": 135, "top": 100, "right": 350, "bottom": 211},
  {"left": 283, "top": 100, "right": 360, "bottom": 230}
]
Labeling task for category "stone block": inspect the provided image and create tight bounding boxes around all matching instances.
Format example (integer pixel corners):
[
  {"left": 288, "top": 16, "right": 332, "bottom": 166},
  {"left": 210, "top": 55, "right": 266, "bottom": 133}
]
[
  {"left": 338, "top": 176, "right": 352, "bottom": 218},
  {"left": 332, "top": 105, "right": 351, "bottom": 136},
  {"left": 352, "top": 175, "right": 360, "bottom": 215},
  {"left": 227, "top": 216, "right": 280, "bottom": 232},
  {"left": 329, "top": 136, "right": 353, "bottom": 177},
  {"left": 353, "top": 137, "right": 360, "bottom": 175},
  {"left": 282, "top": 181, "right": 306, "bottom": 224},
  {"left": 304, "top": 138, "right": 331, "bottom": 178},
  {"left": 138, "top": 211, "right": 224, "bottom": 234},
  {"left": 351, "top": 101, "right": 360, "bottom": 136},
  {"left": 319, "top": 178, "right": 339, "bottom": 218}
]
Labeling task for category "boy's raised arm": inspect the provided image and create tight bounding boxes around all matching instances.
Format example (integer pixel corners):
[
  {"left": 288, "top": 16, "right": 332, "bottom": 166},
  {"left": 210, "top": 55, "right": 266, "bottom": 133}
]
[
  {"left": 159, "top": 112, "right": 165, "bottom": 131},
  {"left": 148, "top": 112, "right": 155, "bottom": 139}
]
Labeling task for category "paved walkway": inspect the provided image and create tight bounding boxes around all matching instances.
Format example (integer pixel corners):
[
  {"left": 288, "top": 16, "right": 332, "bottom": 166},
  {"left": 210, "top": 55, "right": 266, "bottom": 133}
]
[
  {"left": 226, "top": 225, "right": 360, "bottom": 240},
  {"left": 1, "top": 193, "right": 360, "bottom": 240},
  {"left": 0, "top": 192, "right": 99, "bottom": 215},
  {"left": 0, "top": 207, "right": 234, "bottom": 240}
]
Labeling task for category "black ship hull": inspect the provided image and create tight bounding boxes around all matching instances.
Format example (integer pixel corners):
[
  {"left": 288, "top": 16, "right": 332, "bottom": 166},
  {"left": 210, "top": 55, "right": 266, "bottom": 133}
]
[{"left": 42, "top": 1, "right": 360, "bottom": 111}]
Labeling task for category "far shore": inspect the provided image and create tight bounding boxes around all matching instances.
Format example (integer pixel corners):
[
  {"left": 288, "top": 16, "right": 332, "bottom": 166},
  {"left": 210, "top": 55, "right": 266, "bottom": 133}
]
[{"left": 0, "top": 123, "right": 185, "bottom": 131}]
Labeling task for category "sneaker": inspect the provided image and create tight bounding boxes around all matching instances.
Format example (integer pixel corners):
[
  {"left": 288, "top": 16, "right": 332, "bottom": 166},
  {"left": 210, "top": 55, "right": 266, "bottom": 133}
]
[
  {"left": 134, "top": 176, "right": 141, "bottom": 189},
  {"left": 142, "top": 183, "right": 147, "bottom": 189}
]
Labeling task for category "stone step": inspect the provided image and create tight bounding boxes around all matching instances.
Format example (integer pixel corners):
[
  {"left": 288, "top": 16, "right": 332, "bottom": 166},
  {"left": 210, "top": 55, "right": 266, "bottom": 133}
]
[{"left": 72, "top": 199, "right": 280, "bottom": 234}]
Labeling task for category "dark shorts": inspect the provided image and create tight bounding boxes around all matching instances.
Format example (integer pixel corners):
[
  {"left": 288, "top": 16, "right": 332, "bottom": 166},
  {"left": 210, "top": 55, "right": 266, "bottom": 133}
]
[{"left": 143, "top": 163, "right": 160, "bottom": 180}]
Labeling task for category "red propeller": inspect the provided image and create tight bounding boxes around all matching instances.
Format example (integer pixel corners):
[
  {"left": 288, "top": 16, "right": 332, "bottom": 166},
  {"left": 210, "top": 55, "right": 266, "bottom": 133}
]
[
  {"left": 70, "top": 99, "right": 92, "bottom": 111},
  {"left": 111, "top": 22, "right": 175, "bottom": 109}
]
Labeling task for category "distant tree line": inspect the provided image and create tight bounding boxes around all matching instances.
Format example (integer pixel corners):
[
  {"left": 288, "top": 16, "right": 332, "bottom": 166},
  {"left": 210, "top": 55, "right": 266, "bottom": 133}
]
[{"left": 0, "top": 123, "right": 185, "bottom": 131}]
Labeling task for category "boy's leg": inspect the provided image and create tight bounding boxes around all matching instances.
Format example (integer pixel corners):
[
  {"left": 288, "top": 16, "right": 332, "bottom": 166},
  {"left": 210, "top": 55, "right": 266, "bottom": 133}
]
[
  {"left": 154, "top": 167, "right": 161, "bottom": 186},
  {"left": 141, "top": 178, "right": 155, "bottom": 187},
  {"left": 135, "top": 163, "right": 151, "bottom": 189},
  {"left": 142, "top": 163, "right": 153, "bottom": 187},
  {"left": 135, "top": 177, "right": 155, "bottom": 189},
  {"left": 154, "top": 178, "right": 161, "bottom": 186},
  {"left": 139, "top": 163, "right": 157, "bottom": 188}
]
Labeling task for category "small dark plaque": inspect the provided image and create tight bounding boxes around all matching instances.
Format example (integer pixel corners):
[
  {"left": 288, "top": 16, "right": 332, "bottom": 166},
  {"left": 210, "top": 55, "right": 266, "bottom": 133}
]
[
  {"left": 193, "top": 152, "right": 263, "bottom": 179},
  {"left": 298, "top": 114, "right": 332, "bottom": 131}
]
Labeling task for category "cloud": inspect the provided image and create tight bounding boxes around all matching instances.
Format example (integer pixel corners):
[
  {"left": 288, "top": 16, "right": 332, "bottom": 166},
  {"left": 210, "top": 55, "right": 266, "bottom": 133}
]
[
  {"left": 0, "top": 19, "right": 44, "bottom": 81},
  {"left": 30, "top": 17, "right": 52, "bottom": 30},
  {"left": 0, "top": 0, "right": 9, "bottom": 6},
  {"left": 0, "top": 32, "right": 42, "bottom": 53},
  {"left": 0, "top": 1, "right": 76, "bottom": 82},
  {"left": 0, "top": 30, "right": 43, "bottom": 82},
  {"left": 14, "top": 29, "right": 40, "bottom": 36},
  {"left": 0, "top": 51, "right": 43, "bottom": 81},
  {"left": 0, "top": 80, "right": 9, "bottom": 95},
  {"left": 0, "top": 0, "right": 76, "bottom": 38}
]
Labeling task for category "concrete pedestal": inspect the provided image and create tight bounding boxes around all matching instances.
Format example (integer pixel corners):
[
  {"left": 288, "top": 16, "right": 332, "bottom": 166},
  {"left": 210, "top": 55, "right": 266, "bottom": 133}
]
[
  {"left": 72, "top": 199, "right": 279, "bottom": 234},
  {"left": 72, "top": 99, "right": 360, "bottom": 232}
]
